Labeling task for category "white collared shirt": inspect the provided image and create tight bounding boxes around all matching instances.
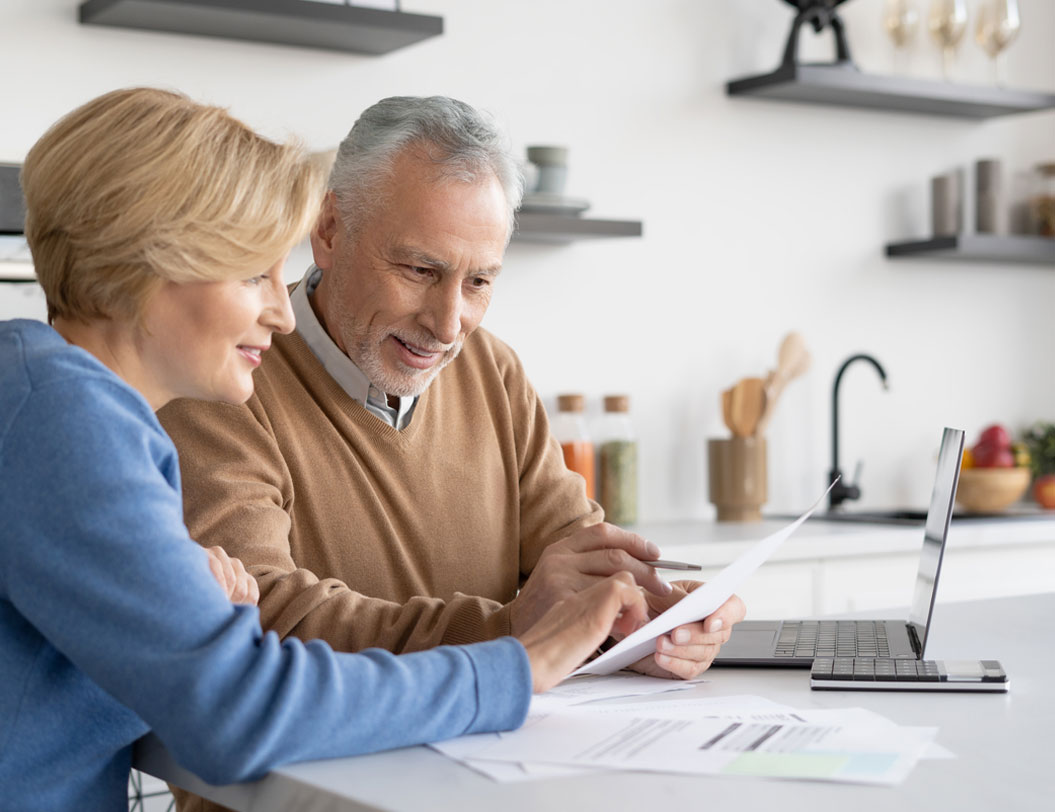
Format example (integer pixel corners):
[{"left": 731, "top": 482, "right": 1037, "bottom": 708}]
[{"left": 290, "top": 266, "right": 418, "bottom": 431}]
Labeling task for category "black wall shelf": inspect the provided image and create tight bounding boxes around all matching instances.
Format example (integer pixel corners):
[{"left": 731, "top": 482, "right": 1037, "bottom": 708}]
[
  {"left": 512, "top": 213, "right": 643, "bottom": 244},
  {"left": 78, "top": 0, "right": 443, "bottom": 55},
  {"left": 885, "top": 234, "right": 1055, "bottom": 265},
  {"left": 727, "top": 64, "right": 1055, "bottom": 119}
]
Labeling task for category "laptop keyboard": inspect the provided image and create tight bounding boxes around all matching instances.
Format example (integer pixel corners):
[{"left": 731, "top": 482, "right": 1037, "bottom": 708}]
[{"left": 774, "top": 620, "right": 891, "bottom": 659}]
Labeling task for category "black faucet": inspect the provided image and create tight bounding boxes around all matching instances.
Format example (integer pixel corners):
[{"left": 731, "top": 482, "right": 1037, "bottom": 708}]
[{"left": 829, "top": 353, "right": 888, "bottom": 510}]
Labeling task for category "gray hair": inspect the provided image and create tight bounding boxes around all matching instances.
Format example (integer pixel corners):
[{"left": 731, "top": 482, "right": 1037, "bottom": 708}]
[{"left": 329, "top": 96, "right": 524, "bottom": 240}]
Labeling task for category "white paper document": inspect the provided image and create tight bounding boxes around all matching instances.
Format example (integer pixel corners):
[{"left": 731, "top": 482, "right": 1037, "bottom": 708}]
[
  {"left": 471, "top": 704, "right": 937, "bottom": 786},
  {"left": 429, "top": 674, "right": 699, "bottom": 781},
  {"left": 534, "top": 672, "right": 702, "bottom": 710},
  {"left": 573, "top": 480, "right": 837, "bottom": 676}
]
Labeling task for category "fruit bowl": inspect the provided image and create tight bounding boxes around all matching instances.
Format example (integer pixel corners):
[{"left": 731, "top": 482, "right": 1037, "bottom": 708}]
[{"left": 955, "top": 468, "right": 1031, "bottom": 513}]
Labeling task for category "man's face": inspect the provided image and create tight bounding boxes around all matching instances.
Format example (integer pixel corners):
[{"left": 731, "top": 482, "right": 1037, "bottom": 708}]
[{"left": 311, "top": 149, "right": 508, "bottom": 397}]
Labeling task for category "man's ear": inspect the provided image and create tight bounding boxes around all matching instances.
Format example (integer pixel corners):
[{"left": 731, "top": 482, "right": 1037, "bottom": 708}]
[{"left": 309, "top": 191, "right": 340, "bottom": 270}]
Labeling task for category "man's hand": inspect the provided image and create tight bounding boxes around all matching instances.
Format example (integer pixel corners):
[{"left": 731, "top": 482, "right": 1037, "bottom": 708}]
[
  {"left": 518, "top": 572, "right": 649, "bottom": 693},
  {"left": 205, "top": 545, "right": 260, "bottom": 606},
  {"left": 510, "top": 523, "right": 673, "bottom": 637},
  {"left": 627, "top": 582, "right": 746, "bottom": 680}
]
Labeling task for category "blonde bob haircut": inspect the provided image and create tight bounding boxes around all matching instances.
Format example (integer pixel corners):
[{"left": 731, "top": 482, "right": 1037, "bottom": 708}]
[{"left": 22, "top": 87, "right": 325, "bottom": 323}]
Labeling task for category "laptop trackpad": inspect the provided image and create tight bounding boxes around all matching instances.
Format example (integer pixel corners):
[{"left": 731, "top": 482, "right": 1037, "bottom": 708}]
[{"left": 719, "top": 624, "right": 780, "bottom": 657}]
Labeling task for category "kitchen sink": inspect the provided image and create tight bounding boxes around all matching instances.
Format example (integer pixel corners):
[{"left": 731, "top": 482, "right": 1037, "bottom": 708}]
[{"left": 809, "top": 509, "right": 928, "bottom": 526}]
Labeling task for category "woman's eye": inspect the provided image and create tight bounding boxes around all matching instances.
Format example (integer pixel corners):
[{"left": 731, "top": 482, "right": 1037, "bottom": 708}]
[{"left": 245, "top": 274, "right": 268, "bottom": 286}]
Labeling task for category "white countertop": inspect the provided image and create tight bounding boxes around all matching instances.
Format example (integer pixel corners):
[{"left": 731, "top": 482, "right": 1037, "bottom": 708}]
[
  {"left": 136, "top": 592, "right": 1055, "bottom": 812},
  {"left": 629, "top": 513, "right": 1055, "bottom": 568}
]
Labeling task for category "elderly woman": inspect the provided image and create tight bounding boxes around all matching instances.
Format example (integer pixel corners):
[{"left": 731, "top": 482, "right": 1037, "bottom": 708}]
[{"left": 0, "top": 88, "right": 647, "bottom": 809}]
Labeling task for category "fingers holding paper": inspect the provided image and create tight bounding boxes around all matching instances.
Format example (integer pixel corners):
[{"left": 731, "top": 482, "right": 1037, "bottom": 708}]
[
  {"left": 517, "top": 572, "right": 650, "bottom": 693},
  {"left": 509, "top": 523, "right": 673, "bottom": 637},
  {"left": 573, "top": 488, "right": 830, "bottom": 678},
  {"left": 629, "top": 585, "right": 746, "bottom": 679}
]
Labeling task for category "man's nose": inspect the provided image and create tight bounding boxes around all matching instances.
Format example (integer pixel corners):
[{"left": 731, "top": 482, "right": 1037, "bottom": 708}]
[{"left": 422, "top": 281, "right": 463, "bottom": 345}]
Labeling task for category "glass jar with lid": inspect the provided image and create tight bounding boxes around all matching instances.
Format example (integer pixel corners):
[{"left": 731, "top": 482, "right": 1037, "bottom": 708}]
[
  {"left": 552, "top": 394, "right": 595, "bottom": 500},
  {"left": 596, "top": 395, "right": 638, "bottom": 526},
  {"left": 1030, "top": 162, "right": 1055, "bottom": 237}
]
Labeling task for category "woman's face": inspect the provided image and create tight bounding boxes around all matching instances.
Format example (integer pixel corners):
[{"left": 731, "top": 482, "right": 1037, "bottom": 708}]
[{"left": 138, "top": 257, "right": 294, "bottom": 406}]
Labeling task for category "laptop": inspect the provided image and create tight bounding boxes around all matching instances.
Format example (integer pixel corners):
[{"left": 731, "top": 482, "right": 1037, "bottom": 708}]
[{"left": 713, "top": 426, "right": 964, "bottom": 668}]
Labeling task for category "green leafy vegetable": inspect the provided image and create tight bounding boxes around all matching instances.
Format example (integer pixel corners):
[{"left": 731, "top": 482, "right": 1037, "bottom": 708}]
[{"left": 1023, "top": 422, "right": 1055, "bottom": 478}]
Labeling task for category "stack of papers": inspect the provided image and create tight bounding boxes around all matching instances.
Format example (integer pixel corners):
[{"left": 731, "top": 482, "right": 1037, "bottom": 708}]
[
  {"left": 432, "top": 682, "right": 948, "bottom": 786},
  {"left": 430, "top": 674, "right": 700, "bottom": 782}
]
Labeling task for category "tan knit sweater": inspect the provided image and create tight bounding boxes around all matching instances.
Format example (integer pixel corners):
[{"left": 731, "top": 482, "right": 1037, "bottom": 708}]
[{"left": 159, "top": 326, "right": 601, "bottom": 655}]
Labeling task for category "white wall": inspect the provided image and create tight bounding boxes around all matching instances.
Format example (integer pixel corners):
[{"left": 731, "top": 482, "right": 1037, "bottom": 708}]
[{"left": 2, "top": 0, "right": 1053, "bottom": 520}]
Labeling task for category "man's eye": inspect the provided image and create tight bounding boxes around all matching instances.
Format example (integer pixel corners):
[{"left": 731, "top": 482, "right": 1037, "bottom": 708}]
[
  {"left": 410, "top": 266, "right": 433, "bottom": 278},
  {"left": 469, "top": 276, "right": 490, "bottom": 289}
]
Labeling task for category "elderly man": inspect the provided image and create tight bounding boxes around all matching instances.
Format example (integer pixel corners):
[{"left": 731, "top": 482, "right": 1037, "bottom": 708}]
[{"left": 161, "top": 96, "right": 743, "bottom": 694}]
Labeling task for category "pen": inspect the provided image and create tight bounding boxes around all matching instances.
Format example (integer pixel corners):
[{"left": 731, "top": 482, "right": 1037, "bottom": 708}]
[{"left": 644, "top": 559, "right": 702, "bottom": 571}]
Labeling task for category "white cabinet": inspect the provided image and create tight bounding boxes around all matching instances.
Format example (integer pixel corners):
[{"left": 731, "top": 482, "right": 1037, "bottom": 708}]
[
  {"left": 694, "top": 559, "right": 820, "bottom": 619},
  {"left": 634, "top": 518, "right": 1055, "bottom": 619},
  {"left": 816, "top": 553, "right": 920, "bottom": 615},
  {"left": 936, "top": 542, "right": 1055, "bottom": 603}
]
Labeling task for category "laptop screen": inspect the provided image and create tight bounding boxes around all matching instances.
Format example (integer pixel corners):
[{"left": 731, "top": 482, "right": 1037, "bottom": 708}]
[{"left": 907, "top": 427, "right": 965, "bottom": 656}]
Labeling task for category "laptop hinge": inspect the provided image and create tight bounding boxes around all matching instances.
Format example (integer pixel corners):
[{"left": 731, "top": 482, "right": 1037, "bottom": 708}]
[{"left": 907, "top": 623, "right": 923, "bottom": 657}]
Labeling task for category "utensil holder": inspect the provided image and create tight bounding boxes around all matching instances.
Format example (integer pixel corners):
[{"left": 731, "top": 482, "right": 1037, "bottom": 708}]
[{"left": 708, "top": 437, "right": 767, "bottom": 522}]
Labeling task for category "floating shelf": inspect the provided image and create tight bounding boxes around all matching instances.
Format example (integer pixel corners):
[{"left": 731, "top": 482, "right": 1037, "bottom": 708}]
[
  {"left": 512, "top": 213, "right": 643, "bottom": 244},
  {"left": 726, "top": 64, "right": 1055, "bottom": 119},
  {"left": 885, "top": 234, "right": 1055, "bottom": 265},
  {"left": 78, "top": 0, "right": 443, "bottom": 55}
]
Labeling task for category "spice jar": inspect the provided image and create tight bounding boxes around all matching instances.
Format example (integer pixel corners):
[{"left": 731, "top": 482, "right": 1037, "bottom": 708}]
[
  {"left": 553, "top": 394, "right": 595, "bottom": 500},
  {"left": 597, "top": 395, "right": 638, "bottom": 526},
  {"left": 1030, "top": 162, "right": 1055, "bottom": 237}
]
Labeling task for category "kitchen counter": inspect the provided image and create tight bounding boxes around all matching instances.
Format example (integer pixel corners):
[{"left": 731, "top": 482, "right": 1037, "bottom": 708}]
[
  {"left": 630, "top": 512, "right": 1055, "bottom": 566},
  {"left": 134, "top": 593, "right": 1055, "bottom": 812},
  {"left": 627, "top": 513, "right": 1055, "bottom": 617}
]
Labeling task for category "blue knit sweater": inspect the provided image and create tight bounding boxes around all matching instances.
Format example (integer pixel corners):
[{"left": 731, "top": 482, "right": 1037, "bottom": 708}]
[{"left": 0, "top": 319, "right": 530, "bottom": 810}]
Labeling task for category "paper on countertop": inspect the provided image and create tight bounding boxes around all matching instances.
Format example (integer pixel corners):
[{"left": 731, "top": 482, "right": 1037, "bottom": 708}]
[
  {"left": 429, "top": 674, "right": 698, "bottom": 782},
  {"left": 429, "top": 691, "right": 949, "bottom": 784},
  {"left": 533, "top": 672, "right": 702, "bottom": 712},
  {"left": 470, "top": 701, "right": 939, "bottom": 786},
  {"left": 572, "top": 480, "right": 838, "bottom": 676},
  {"left": 429, "top": 693, "right": 793, "bottom": 783},
  {"left": 556, "top": 691, "right": 796, "bottom": 720}
]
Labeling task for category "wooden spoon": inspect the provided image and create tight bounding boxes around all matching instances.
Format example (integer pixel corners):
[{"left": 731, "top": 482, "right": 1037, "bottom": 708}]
[
  {"left": 729, "top": 377, "right": 767, "bottom": 438},
  {"left": 721, "top": 387, "right": 735, "bottom": 435}
]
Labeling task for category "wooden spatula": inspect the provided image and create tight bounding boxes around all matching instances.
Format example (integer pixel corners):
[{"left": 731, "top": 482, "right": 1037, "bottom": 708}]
[{"left": 756, "top": 332, "right": 811, "bottom": 435}]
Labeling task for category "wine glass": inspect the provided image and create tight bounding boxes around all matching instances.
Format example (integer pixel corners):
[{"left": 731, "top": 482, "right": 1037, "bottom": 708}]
[
  {"left": 975, "top": 0, "right": 1021, "bottom": 86},
  {"left": 884, "top": 0, "right": 920, "bottom": 47},
  {"left": 883, "top": 0, "right": 920, "bottom": 73},
  {"left": 928, "top": 0, "right": 968, "bottom": 80}
]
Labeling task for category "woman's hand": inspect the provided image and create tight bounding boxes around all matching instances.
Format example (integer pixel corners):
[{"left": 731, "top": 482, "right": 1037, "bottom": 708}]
[
  {"left": 517, "top": 572, "right": 649, "bottom": 693},
  {"left": 205, "top": 546, "right": 260, "bottom": 606}
]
